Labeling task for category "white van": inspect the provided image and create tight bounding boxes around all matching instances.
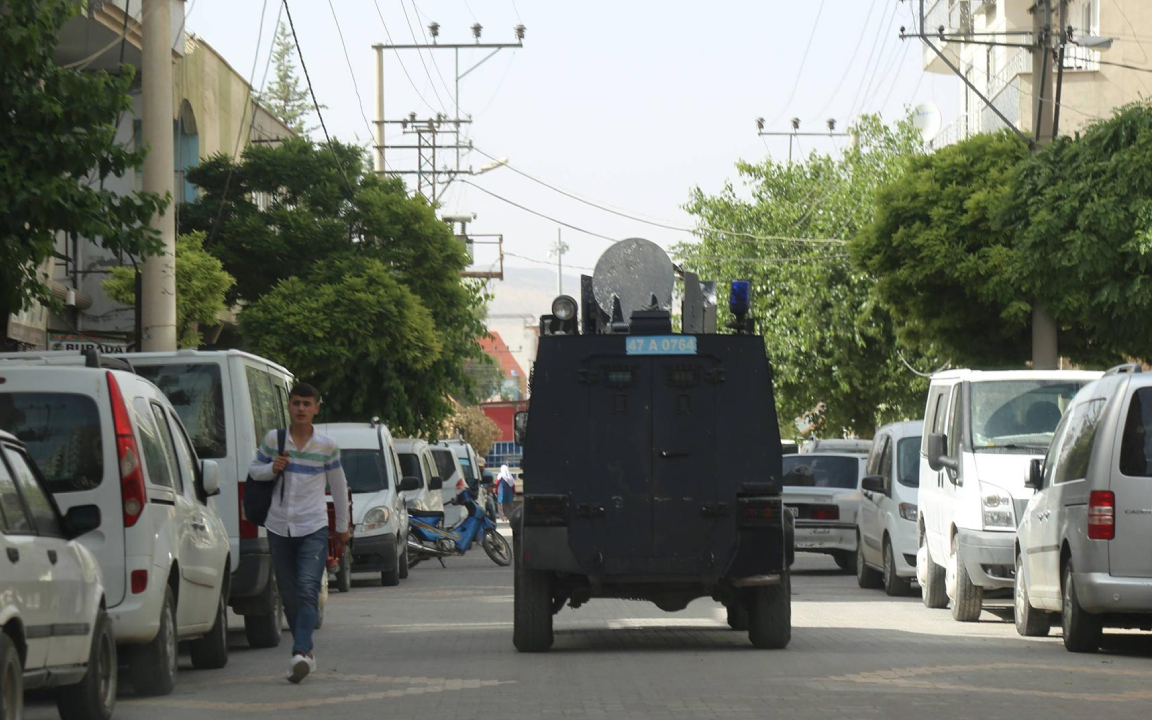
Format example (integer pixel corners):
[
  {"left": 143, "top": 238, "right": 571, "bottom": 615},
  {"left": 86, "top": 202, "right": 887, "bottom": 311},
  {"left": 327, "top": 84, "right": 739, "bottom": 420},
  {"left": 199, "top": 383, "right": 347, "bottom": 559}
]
[
  {"left": 857, "top": 421, "right": 923, "bottom": 596},
  {"left": 0, "top": 356, "right": 231, "bottom": 696},
  {"left": 394, "top": 438, "right": 445, "bottom": 515},
  {"left": 918, "top": 369, "right": 1101, "bottom": 622},
  {"left": 430, "top": 445, "right": 467, "bottom": 525},
  {"left": 318, "top": 420, "right": 410, "bottom": 586},
  {"left": 126, "top": 350, "right": 292, "bottom": 649}
]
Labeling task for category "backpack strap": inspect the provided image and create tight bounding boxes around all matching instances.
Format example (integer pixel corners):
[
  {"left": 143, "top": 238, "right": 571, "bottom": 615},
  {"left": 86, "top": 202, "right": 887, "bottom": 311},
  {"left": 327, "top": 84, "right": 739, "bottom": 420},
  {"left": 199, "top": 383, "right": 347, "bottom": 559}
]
[{"left": 276, "top": 428, "right": 287, "bottom": 502}]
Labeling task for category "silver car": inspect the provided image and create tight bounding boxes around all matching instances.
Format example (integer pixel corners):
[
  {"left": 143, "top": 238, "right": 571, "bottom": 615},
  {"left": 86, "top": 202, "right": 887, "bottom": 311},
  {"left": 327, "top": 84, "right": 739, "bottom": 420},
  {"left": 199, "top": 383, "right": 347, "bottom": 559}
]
[{"left": 1015, "top": 364, "right": 1152, "bottom": 651}]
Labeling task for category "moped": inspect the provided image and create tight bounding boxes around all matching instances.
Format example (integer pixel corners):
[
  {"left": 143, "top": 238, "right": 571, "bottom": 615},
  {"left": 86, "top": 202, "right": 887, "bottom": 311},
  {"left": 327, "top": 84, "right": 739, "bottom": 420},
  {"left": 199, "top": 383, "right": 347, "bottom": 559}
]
[{"left": 407, "top": 489, "right": 511, "bottom": 568}]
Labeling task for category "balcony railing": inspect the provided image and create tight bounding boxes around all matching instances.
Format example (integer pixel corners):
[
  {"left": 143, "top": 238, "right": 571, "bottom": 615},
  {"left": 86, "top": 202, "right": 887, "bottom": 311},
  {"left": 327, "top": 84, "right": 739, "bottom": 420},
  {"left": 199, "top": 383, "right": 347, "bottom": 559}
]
[
  {"left": 929, "top": 114, "right": 972, "bottom": 150},
  {"left": 924, "top": 0, "right": 974, "bottom": 36},
  {"left": 1063, "top": 44, "right": 1100, "bottom": 72}
]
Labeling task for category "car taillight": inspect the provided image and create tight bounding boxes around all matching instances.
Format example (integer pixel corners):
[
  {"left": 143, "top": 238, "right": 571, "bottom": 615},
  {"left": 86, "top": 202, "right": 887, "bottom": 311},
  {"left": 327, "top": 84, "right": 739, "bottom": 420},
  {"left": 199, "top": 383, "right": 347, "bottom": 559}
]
[
  {"left": 524, "top": 494, "right": 570, "bottom": 527},
  {"left": 131, "top": 569, "right": 148, "bottom": 594},
  {"left": 1088, "top": 490, "right": 1115, "bottom": 540},
  {"left": 108, "top": 372, "right": 146, "bottom": 528},
  {"left": 238, "top": 482, "right": 258, "bottom": 539},
  {"left": 738, "top": 497, "right": 782, "bottom": 528},
  {"left": 810, "top": 506, "right": 840, "bottom": 521}
]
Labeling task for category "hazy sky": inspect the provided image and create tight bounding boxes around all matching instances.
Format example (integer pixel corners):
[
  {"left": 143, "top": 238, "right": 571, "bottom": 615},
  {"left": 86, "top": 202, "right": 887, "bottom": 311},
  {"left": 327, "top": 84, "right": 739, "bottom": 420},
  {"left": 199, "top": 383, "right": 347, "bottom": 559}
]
[{"left": 188, "top": 0, "right": 959, "bottom": 276}]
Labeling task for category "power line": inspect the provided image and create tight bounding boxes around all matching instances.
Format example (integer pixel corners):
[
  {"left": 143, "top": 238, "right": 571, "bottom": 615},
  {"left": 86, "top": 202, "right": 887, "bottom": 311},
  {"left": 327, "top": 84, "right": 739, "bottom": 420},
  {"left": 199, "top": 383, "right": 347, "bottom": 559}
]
[
  {"left": 370, "top": 0, "right": 440, "bottom": 113},
  {"left": 412, "top": 0, "right": 458, "bottom": 102},
  {"left": 765, "top": 0, "right": 827, "bottom": 128},
  {"left": 327, "top": 0, "right": 375, "bottom": 147},
  {"left": 846, "top": 0, "right": 899, "bottom": 121},
  {"left": 399, "top": 0, "right": 450, "bottom": 112},
  {"left": 504, "top": 251, "right": 592, "bottom": 272},
  {"left": 460, "top": 180, "right": 619, "bottom": 243},
  {"left": 811, "top": 0, "right": 880, "bottom": 122}
]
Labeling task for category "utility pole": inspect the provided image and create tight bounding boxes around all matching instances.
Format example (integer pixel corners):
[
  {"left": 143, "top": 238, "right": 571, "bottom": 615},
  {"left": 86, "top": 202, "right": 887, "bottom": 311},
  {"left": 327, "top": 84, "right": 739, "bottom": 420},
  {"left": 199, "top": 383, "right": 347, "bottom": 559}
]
[
  {"left": 755, "top": 117, "right": 852, "bottom": 163},
  {"left": 374, "top": 45, "right": 385, "bottom": 175},
  {"left": 140, "top": 0, "right": 177, "bottom": 351},
  {"left": 1030, "top": 0, "right": 1059, "bottom": 368},
  {"left": 551, "top": 229, "right": 568, "bottom": 295}
]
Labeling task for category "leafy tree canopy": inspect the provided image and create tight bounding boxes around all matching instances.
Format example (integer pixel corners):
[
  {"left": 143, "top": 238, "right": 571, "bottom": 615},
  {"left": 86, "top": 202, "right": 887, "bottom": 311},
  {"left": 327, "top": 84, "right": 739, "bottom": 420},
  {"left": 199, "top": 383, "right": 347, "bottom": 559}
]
[
  {"left": 181, "top": 137, "right": 488, "bottom": 436},
  {"left": 677, "top": 115, "right": 936, "bottom": 438},
  {"left": 104, "top": 232, "right": 235, "bottom": 348},
  {"left": 0, "top": 0, "right": 166, "bottom": 315},
  {"left": 451, "top": 406, "right": 501, "bottom": 457},
  {"left": 259, "top": 23, "right": 321, "bottom": 136}
]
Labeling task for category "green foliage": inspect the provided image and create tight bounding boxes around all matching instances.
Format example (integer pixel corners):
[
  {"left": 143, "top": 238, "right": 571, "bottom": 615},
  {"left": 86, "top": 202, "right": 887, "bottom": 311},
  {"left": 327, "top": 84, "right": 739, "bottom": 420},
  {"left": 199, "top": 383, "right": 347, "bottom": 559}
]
[
  {"left": 452, "top": 406, "right": 501, "bottom": 457},
  {"left": 104, "top": 232, "right": 235, "bottom": 348},
  {"left": 851, "top": 132, "right": 1032, "bottom": 366},
  {"left": 677, "top": 115, "right": 935, "bottom": 437},
  {"left": 259, "top": 23, "right": 321, "bottom": 136},
  {"left": 0, "top": 0, "right": 166, "bottom": 315},
  {"left": 180, "top": 137, "right": 487, "bottom": 436}
]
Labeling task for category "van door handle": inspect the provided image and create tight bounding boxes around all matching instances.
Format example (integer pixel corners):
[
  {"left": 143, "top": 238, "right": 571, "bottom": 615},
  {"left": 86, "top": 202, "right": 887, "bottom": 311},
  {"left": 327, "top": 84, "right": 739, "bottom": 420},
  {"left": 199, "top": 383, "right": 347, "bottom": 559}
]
[
  {"left": 6, "top": 548, "right": 17, "bottom": 563},
  {"left": 47, "top": 550, "right": 57, "bottom": 565}
]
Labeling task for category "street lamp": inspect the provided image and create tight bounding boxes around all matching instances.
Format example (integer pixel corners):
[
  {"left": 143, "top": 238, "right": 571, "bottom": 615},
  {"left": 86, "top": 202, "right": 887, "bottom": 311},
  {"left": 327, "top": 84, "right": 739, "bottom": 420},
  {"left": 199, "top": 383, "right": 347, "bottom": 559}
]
[{"left": 476, "top": 157, "right": 508, "bottom": 175}]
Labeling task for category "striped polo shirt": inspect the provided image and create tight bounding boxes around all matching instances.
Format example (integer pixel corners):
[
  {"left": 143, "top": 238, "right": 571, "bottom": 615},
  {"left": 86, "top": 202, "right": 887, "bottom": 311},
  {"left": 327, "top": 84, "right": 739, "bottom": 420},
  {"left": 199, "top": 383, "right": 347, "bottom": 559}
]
[{"left": 249, "top": 428, "right": 350, "bottom": 537}]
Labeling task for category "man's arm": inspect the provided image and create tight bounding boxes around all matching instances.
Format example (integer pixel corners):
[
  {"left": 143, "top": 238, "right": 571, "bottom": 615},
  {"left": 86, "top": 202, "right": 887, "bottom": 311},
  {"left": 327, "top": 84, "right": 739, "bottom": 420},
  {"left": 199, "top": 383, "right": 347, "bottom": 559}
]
[
  {"left": 249, "top": 430, "right": 279, "bottom": 482},
  {"left": 326, "top": 449, "right": 350, "bottom": 534}
]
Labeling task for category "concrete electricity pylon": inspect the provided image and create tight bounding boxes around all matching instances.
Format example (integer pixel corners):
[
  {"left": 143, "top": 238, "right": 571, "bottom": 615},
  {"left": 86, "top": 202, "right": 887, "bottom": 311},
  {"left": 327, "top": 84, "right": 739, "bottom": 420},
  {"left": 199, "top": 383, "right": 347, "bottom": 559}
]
[
  {"left": 755, "top": 117, "right": 854, "bottom": 163},
  {"left": 550, "top": 229, "right": 569, "bottom": 295}
]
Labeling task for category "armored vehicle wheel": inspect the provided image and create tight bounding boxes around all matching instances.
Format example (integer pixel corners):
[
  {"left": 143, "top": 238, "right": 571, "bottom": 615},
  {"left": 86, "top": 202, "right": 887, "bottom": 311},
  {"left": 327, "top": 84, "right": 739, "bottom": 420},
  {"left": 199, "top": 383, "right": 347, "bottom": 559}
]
[
  {"left": 726, "top": 601, "right": 749, "bottom": 631},
  {"left": 513, "top": 547, "right": 553, "bottom": 652},
  {"left": 833, "top": 551, "right": 854, "bottom": 573},
  {"left": 949, "top": 535, "right": 983, "bottom": 622},
  {"left": 921, "top": 534, "right": 949, "bottom": 609},
  {"left": 856, "top": 532, "right": 883, "bottom": 589},
  {"left": 748, "top": 574, "right": 791, "bottom": 649}
]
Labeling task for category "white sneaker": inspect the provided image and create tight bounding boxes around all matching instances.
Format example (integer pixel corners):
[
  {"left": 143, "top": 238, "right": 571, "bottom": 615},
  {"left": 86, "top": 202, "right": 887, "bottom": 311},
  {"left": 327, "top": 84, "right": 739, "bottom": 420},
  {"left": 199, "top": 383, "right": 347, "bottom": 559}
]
[{"left": 286, "top": 653, "right": 315, "bottom": 683}]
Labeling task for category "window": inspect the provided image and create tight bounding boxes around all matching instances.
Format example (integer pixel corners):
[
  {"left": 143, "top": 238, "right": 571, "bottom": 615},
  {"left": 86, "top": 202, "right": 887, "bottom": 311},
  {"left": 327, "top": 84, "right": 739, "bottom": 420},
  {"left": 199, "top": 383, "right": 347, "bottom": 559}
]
[
  {"left": 166, "top": 410, "right": 202, "bottom": 501},
  {"left": 398, "top": 453, "right": 424, "bottom": 484},
  {"left": 134, "top": 400, "right": 176, "bottom": 490},
  {"left": 897, "top": 437, "right": 922, "bottom": 487},
  {"left": 5, "top": 448, "right": 62, "bottom": 538},
  {"left": 1051, "top": 400, "right": 1105, "bottom": 485},
  {"left": 0, "top": 453, "right": 33, "bottom": 534},
  {"left": 970, "top": 380, "right": 1088, "bottom": 451},
  {"left": 458, "top": 456, "right": 475, "bottom": 483},
  {"left": 879, "top": 438, "right": 893, "bottom": 484},
  {"left": 246, "top": 366, "right": 287, "bottom": 448},
  {"left": 947, "top": 385, "right": 963, "bottom": 457},
  {"left": 343, "top": 450, "right": 389, "bottom": 494},
  {"left": 922, "top": 388, "right": 949, "bottom": 454},
  {"left": 782, "top": 456, "right": 861, "bottom": 490},
  {"left": 0, "top": 392, "right": 103, "bottom": 493},
  {"left": 388, "top": 449, "right": 402, "bottom": 491},
  {"left": 432, "top": 449, "right": 458, "bottom": 482},
  {"left": 1120, "top": 388, "right": 1152, "bottom": 477},
  {"left": 867, "top": 436, "right": 888, "bottom": 477},
  {"left": 422, "top": 454, "right": 437, "bottom": 483},
  {"left": 151, "top": 405, "right": 185, "bottom": 494},
  {"left": 135, "top": 364, "right": 227, "bottom": 458}
]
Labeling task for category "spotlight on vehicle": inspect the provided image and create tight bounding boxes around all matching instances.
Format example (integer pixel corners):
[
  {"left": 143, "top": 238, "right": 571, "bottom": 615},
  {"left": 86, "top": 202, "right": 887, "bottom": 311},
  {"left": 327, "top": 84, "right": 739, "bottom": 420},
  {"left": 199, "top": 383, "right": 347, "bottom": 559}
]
[{"left": 552, "top": 295, "right": 577, "bottom": 322}]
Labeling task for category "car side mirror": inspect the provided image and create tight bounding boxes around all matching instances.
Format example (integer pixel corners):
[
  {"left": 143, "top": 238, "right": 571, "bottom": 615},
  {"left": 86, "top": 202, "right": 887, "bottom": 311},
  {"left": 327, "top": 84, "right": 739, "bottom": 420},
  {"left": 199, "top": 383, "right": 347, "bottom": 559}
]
[
  {"left": 201, "top": 459, "right": 221, "bottom": 497},
  {"left": 861, "top": 475, "right": 886, "bottom": 494},
  {"left": 514, "top": 411, "right": 528, "bottom": 447},
  {"left": 1026, "top": 458, "right": 1044, "bottom": 490},
  {"left": 399, "top": 476, "right": 420, "bottom": 492},
  {"left": 927, "top": 433, "right": 958, "bottom": 472},
  {"left": 63, "top": 504, "right": 101, "bottom": 539},
  {"left": 429, "top": 476, "right": 443, "bottom": 491}
]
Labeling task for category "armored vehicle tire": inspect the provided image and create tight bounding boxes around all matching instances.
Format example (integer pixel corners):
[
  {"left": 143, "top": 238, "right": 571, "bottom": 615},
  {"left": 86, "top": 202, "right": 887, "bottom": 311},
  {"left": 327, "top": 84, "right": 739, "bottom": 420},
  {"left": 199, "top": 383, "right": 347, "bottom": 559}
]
[
  {"left": 833, "top": 551, "right": 854, "bottom": 573},
  {"left": 513, "top": 549, "right": 554, "bottom": 652},
  {"left": 1062, "top": 561, "right": 1102, "bottom": 653},
  {"left": 921, "top": 535, "right": 949, "bottom": 609},
  {"left": 856, "top": 533, "right": 883, "bottom": 589},
  {"left": 883, "top": 539, "right": 912, "bottom": 597},
  {"left": 748, "top": 575, "right": 791, "bottom": 649},
  {"left": 726, "top": 601, "right": 749, "bottom": 631},
  {"left": 950, "top": 535, "right": 983, "bottom": 622}
]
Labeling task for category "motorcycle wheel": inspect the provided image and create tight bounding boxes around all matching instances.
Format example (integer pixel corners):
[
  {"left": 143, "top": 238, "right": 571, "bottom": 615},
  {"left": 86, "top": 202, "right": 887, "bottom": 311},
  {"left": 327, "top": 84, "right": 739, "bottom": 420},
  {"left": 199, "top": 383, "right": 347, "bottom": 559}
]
[{"left": 482, "top": 528, "right": 512, "bottom": 567}]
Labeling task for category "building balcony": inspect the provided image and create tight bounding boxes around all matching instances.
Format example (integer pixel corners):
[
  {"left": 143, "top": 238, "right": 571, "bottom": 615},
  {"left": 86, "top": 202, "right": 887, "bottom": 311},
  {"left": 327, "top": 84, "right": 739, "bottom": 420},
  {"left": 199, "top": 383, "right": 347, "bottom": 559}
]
[{"left": 922, "top": 0, "right": 972, "bottom": 74}]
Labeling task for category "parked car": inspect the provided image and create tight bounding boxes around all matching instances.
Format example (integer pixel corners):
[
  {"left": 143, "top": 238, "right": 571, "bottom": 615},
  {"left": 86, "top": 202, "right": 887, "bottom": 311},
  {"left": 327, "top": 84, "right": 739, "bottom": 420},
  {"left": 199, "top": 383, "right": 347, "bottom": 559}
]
[
  {"left": 857, "top": 421, "right": 923, "bottom": 596},
  {"left": 319, "top": 420, "right": 410, "bottom": 586},
  {"left": 430, "top": 445, "right": 467, "bottom": 525},
  {"left": 0, "top": 429, "right": 117, "bottom": 720},
  {"left": 918, "top": 368, "right": 1101, "bottom": 622},
  {"left": 127, "top": 349, "right": 291, "bottom": 649},
  {"left": 394, "top": 439, "right": 445, "bottom": 514},
  {"left": 782, "top": 452, "right": 868, "bottom": 572},
  {"left": 1015, "top": 364, "right": 1152, "bottom": 651},
  {"left": 0, "top": 352, "right": 232, "bottom": 696}
]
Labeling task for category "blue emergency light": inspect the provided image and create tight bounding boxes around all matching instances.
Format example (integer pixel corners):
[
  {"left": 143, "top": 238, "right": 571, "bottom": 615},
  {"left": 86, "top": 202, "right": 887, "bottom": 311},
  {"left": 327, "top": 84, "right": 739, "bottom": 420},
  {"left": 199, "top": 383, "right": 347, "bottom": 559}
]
[{"left": 729, "top": 280, "right": 751, "bottom": 316}]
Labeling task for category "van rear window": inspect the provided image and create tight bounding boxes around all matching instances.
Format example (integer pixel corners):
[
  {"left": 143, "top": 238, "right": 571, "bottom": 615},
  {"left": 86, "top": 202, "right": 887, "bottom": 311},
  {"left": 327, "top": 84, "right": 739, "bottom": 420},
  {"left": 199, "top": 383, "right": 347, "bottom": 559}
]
[
  {"left": 135, "top": 364, "right": 226, "bottom": 458},
  {"left": 1120, "top": 388, "right": 1152, "bottom": 477},
  {"left": 782, "top": 455, "right": 860, "bottom": 490},
  {"left": 0, "top": 393, "right": 103, "bottom": 493},
  {"left": 431, "top": 449, "right": 458, "bottom": 481}
]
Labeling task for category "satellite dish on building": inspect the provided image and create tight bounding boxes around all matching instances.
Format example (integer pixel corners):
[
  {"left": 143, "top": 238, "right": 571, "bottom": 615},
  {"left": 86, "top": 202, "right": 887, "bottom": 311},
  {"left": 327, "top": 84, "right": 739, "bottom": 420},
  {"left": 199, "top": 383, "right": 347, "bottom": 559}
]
[
  {"left": 592, "top": 238, "right": 674, "bottom": 320},
  {"left": 913, "top": 103, "right": 942, "bottom": 143}
]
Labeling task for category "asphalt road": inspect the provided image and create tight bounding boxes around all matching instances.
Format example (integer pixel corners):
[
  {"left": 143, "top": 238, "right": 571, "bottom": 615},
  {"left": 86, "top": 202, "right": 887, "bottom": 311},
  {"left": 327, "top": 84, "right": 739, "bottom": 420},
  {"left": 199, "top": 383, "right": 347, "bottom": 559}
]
[{"left": 25, "top": 538, "right": 1152, "bottom": 720}]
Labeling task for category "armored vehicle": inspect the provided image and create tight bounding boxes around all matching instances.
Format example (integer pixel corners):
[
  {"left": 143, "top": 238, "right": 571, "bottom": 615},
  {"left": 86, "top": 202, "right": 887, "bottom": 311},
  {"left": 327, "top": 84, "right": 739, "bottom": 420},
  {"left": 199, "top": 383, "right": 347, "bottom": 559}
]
[{"left": 512, "top": 238, "right": 793, "bottom": 651}]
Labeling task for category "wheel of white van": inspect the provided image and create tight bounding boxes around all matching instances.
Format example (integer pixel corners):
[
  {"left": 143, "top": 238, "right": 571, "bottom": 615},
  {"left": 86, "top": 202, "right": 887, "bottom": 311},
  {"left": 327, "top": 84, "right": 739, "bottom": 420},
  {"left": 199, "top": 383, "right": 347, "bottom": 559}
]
[
  {"left": 1014, "top": 553, "right": 1050, "bottom": 637},
  {"left": 0, "top": 631, "right": 24, "bottom": 720},
  {"left": 56, "top": 610, "right": 117, "bottom": 720},
  {"left": 856, "top": 533, "right": 883, "bottom": 589},
  {"left": 398, "top": 534, "right": 409, "bottom": 579},
  {"left": 883, "top": 538, "right": 912, "bottom": 597},
  {"left": 748, "top": 574, "right": 791, "bottom": 649},
  {"left": 726, "top": 601, "right": 749, "bottom": 631},
  {"left": 1062, "top": 560, "right": 1102, "bottom": 653},
  {"left": 129, "top": 586, "right": 177, "bottom": 696},
  {"left": 382, "top": 545, "right": 401, "bottom": 587},
  {"left": 513, "top": 544, "right": 553, "bottom": 652},
  {"left": 244, "top": 575, "right": 283, "bottom": 649},
  {"left": 950, "top": 534, "right": 983, "bottom": 622},
  {"left": 337, "top": 552, "right": 352, "bottom": 593},
  {"left": 482, "top": 528, "right": 512, "bottom": 567},
  {"left": 921, "top": 534, "right": 949, "bottom": 609},
  {"left": 190, "top": 589, "right": 230, "bottom": 670}
]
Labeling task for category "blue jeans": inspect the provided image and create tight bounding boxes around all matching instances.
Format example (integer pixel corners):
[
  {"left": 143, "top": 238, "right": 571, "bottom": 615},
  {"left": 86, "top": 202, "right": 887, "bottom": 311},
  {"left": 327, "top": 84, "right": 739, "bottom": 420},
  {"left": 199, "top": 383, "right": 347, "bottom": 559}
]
[{"left": 268, "top": 527, "right": 327, "bottom": 655}]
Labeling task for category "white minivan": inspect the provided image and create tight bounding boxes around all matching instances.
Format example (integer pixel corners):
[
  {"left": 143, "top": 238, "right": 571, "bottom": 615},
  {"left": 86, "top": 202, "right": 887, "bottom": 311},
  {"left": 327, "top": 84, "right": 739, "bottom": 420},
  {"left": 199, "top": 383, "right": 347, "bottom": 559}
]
[
  {"left": 857, "top": 421, "right": 923, "bottom": 596},
  {"left": 0, "top": 354, "right": 232, "bottom": 696},
  {"left": 394, "top": 439, "right": 445, "bottom": 515},
  {"left": 918, "top": 369, "right": 1101, "bottom": 622}
]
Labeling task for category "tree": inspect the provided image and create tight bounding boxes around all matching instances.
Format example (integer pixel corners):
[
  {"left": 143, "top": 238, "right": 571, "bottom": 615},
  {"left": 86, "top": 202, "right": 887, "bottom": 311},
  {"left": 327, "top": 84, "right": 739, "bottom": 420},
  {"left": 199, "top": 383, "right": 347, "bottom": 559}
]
[
  {"left": 851, "top": 132, "right": 1033, "bottom": 366},
  {"left": 0, "top": 0, "right": 166, "bottom": 316},
  {"left": 451, "top": 406, "right": 501, "bottom": 457},
  {"left": 180, "top": 137, "right": 488, "bottom": 435},
  {"left": 677, "top": 115, "right": 936, "bottom": 437},
  {"left": 260, "top": 23, "right": 321, "bottom": 135},
  {"left": 103, "top": 232, "right": 235, "bottom": 348}
]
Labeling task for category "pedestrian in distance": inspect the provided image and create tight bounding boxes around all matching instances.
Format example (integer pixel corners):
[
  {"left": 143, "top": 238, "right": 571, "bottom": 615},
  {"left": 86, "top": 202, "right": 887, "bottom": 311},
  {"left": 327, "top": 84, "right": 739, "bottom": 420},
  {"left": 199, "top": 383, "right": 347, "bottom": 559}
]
[
  {"left": 498, "top": 464, "right": 515, "bottom": 521},
  {"left": 248, "top": 383, "right": 350, "bottom": 684}
]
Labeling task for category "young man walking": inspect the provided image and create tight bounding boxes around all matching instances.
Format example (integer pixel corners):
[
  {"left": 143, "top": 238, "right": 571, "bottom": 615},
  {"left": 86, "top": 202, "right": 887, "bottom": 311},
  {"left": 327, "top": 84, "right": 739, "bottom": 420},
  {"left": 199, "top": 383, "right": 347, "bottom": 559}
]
[{"left": 249, "top": 383, "right": 349, "bottom": 683}]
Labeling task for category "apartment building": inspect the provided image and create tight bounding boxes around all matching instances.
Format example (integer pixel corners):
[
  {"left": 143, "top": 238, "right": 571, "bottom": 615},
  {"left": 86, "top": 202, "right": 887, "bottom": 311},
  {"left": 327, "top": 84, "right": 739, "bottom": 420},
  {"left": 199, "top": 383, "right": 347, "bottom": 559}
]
[{"left": 921, "top": 0, "right": 1152, "bottom": 147}]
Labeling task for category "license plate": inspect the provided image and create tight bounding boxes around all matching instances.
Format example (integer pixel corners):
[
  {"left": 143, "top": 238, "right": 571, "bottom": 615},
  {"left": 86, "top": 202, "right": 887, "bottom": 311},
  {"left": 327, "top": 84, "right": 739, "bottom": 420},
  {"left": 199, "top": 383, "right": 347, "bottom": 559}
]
[{"left": 625, "top": 336, "right": 697, "bottom": 356}]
